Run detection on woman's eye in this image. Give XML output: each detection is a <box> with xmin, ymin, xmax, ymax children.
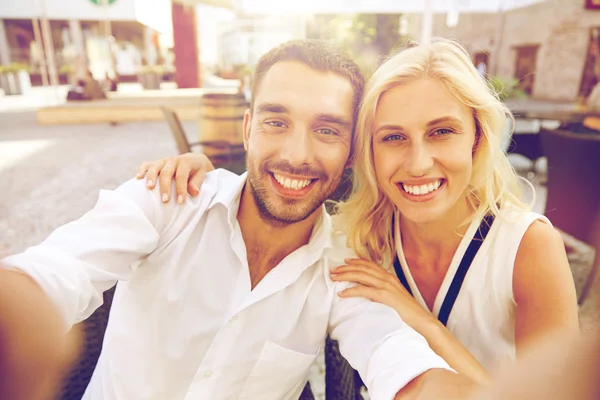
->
<box><xmin>432</xmin><ymin>128</ymin><xmax>453</xmax><ymax>136</ymax></box>
<box><xmin>318</xmin><ymin>128</ymin><xmax>337</xmax><ymax>136</ymax></box>
<box><xmin>382</xmin><ymin>134</ymin><xmax>404</xmax><ymax>142</ymax></box>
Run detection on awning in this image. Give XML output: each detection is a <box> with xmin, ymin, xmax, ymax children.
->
<box><xmin>172</xmin><ymin>0</ymin><xmax>547</xmax><ymax>14</ymax></box>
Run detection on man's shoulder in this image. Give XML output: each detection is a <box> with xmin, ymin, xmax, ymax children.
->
<box><xmin>114</xmin><ymin>169</ymin><xmax>240</xmax><ymax>209</ymax></box>
<box><xmin>324</xmin><ymin>231</ymin><xmax>357</xmax><ymax>267</ymax></box>
<box><xmin>105</xmin><ymin>169</ymin><xmax>243</xmax><ymax>240</ymax></box>
<box><xmin>203</xmin><ymin>168</ymin><xmax>245</xmax><ymax>207</ymax></box>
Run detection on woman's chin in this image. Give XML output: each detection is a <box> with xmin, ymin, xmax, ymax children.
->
<box><xmin>397</xmin><ymin>206</ymin><xmax>445</xmax><ymax>226</ymax></box>
<box><xmin>398</xmin><ymin>198</ymin><xmax>472</xmax><ymax>228</ymax></box>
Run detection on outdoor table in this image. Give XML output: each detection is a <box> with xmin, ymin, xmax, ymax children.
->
<box><xmin>507</xmin><ymin>110</ymin><xmax>600</xmax><ymax>164</ymax></box>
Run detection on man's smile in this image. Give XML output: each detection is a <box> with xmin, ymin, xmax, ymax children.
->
<box><xmin>268</xmin><ymin>172</ymin><xmax>319</xmax><ymax>198</ymax></box>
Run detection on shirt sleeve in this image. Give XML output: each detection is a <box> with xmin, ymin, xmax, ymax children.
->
<box><xmin>1</xmin><ymin>178</ymin><xmax>164</xmax><ymax>328</ymax></box>
<box><xmin>328</xmin><ymin>282</ymin><xmax>453</xmax><ymax>400</ymax></box>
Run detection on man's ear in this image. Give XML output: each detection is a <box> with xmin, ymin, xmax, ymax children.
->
<box><xmin>242</xmin><ymin>109</ymin><xmax>252</xmax><ymax>151</ymax></box>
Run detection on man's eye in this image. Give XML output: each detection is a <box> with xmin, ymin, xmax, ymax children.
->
<box><xmin>318</xmin><ymin>128</ymin><xmax>338</xmax><ymax>136</ymax></box>
<box><xmin>266</xmin><ymin>121</ymin><xmax>285</xmax><ymax>128</ymax></box>
<box><xmin>382</xmin><ymin>134</ymin><xmax>404</xmax><ymax>142</ymax></box>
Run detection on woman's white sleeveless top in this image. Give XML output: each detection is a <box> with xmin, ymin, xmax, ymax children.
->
<box><xmin>394</xmin><ymin>207</ymin><xmax>550</xmax><ymax>370</ymax></box>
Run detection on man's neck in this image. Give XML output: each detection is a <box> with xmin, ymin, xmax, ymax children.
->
<box><xmin>237</xmin><ymin>184</ymin><xmax>320</xmax><ymax>288</ymax></box>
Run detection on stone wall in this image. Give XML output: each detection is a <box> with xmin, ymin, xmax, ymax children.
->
<box><xmin>404</xmin><ymin>0</ymin><xmax>600</xmax><ymax>101</ymax></box>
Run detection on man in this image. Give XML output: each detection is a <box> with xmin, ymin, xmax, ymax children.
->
<box><xmin>1</xmin><ymin>40</ymin><xmax>472</xmax><ymax>399</ymax></box>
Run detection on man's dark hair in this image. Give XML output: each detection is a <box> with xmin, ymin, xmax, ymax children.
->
<box><xmin>250</xmin><ymin>39</ymin><xmax>365</xmax><ymax>129</ymax></box>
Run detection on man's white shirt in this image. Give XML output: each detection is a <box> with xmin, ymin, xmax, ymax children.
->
<box><xmin>3</xmin><ymin>169</ymin><xmax>451</xmax><ymax>400</ymax></box>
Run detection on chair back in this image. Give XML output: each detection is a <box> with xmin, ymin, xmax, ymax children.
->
<box><xmin>59</xmin><ymin>287</ymin><xmax>116</xmax><ymax>400</ymax></box>
<box><xmin>161</xmin><ymin>106</ymin><xmax>192</xmax><ymax>154</ymax></box>
<box><xmin>161</xmin><ymin>106</ymin><xmax>247</xmax><ymax>175</ymax></box>
<box><xmin>325</xmin><ymin>338</ymin><xmax>364</xmax><ymax>400</ymax></box>
<box><xmin>540</xmin><ymin>127</ymin><xmax>600</xmax><ymax>243</ymax></box>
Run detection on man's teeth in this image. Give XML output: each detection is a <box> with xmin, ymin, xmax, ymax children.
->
<box><xmin>401</xmin><ymin>180</ymin><xmax>442</xmax><ymax>195</ymax></box>
<box><xmin>273</xmin><ymin>173</ymin><xmax>312</xmax><ymax>190</ymax></box>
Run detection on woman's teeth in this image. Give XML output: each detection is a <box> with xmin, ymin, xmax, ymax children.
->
<box><xmin>273</xmin><ymin>173</ymin><xmax>312</xmax><ymax>190</ymax></box>
<box><xmin>401</xmin><ymin>179</ymin><xmax>442</xmax><ymax>195</ymax></box>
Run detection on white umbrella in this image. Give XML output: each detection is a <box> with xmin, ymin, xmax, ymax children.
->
<box><xmin>173</xmin><ymin>0</ymin><xmax>546</xmax><ymax>14</ymax></box>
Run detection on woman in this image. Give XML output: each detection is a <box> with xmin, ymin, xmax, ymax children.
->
<box><xmin>136</xmin><ymin>39</ymin><xmax>579</xmax><ymax>383</ymax></box>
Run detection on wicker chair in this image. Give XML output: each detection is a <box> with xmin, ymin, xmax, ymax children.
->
<box><xmin>58</xmin><ymin>287</ymin><xmax>116</xmax><ymax>400</ymax></box>
<box><xmin>325</xmin><ymin>338</ymin><xmax>364</xmax><ymax>400</ymax></box>
<box><xmin>161</xmin><ymin>106</ymin><xmax>246</xmax><ymax>175</ymax></box>
<box><xmin>539</xmin><ymin>127</ymin><xmax>600</xmax><ymax>304</ymax></box>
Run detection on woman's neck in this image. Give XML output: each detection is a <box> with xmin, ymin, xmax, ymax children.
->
<box><xmin>400</xmin><ymin>196</ymin><xmax>473</xmax><ymax>266</ymax></box>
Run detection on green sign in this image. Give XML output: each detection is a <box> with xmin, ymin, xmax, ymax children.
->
<box><xmin>90</xmin><ymin>0</ymin><xmax>119</xmax><ymax>5</ymax></box>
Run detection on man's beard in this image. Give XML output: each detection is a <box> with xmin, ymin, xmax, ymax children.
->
<box><xmin>245</xmin><ymin>154</ymin><xmax>342</xmax><ymax>226</ymax></box>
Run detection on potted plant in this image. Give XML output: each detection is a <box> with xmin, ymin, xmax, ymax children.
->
<box><xmin>137</xmin><ymin>65</ymin><xmax>163</xmax><ymax>90</ymax></box>
<box><xmin>488</xmin><ymin>76</ymin><xmax>528</xmax><ymax>102</ymax></box>
<box><xmin>0</xmin><ymin>63</ymin><xmax>31</xmax><ymax>95</ymax></box>
<box><xmin>59</xmin><ymin>64</ymin><xmax>75</xmax><ymax>85</ymax></box>
<box><xmin>0</xmin><ymin>65</ymin><xmax>7</xmax><ymax>96</ymax></box>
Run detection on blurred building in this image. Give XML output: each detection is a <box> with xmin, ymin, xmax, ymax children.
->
<box><xmin>216</xmin><ymin>15</ymin><xmax>306</xmax><ymax>73</ymax></box>
<box><xmin>402</xmin><ymin>0</ymin><xmax>600</xmax><ymax>102</ymax></box>
<box><xmin>0</xmin><ymin>0</ymin><xmax>171</xmax><ymax>85</ymax></box>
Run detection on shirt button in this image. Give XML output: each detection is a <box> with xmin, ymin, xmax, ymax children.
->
<box><xmin>202</xmin><ymin>370</ymin><xmax>213</xmax><ymax>378</ymax></box>
<box><xmin>229</xmin><ymin>315</ymin><xmax>239</xmax><ymax>323</ymax></box>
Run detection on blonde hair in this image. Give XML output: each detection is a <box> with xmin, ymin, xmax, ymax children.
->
<box><xmin>335</xmin><ymin>38</ymin><xmax>532</xmax><ymax>264</ymax></box>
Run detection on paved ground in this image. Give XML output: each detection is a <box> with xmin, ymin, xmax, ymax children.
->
<box><xmin>0</xmin><ymin>111</ymin><xmax>185</xmax><ymax>255</ymax></box>
<box><xmin>1</xmin><ymin>110</ymin><xmax>597</xmax><ymax>398</ymax></box>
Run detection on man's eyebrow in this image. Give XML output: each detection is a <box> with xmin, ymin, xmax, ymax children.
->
<box><xmin>255</xmin><ymin>103</ymin><xmax>289</xmax><ymax>114</ymax></box>
<box><xmin>315</xmin><ymin>113</ymin><xmax>352</xmax><ymax>130</ymax></box>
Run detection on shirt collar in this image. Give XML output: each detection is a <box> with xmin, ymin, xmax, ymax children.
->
<box><xmin>210</xmin><ymin>171</ymin><xmax>248</xmax><ymax>212</ymax></box>
<box><xmin>306</xmin><ymin>207</ymin><xmax>333</xmax><ymax>257</ymax></box>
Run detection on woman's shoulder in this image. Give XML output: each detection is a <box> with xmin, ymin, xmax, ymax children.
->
<box><xmin>483</xmin><ymin>205</ymin><xmax>553</xmax><ymax>268</ymax></box>
<box><xmin>494</xmin><ymin>204</ymin><xmax>550</xmax><ymax>232</ymax></box>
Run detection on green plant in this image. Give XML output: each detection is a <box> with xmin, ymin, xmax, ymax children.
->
<box><xmin>307</xmin><ymin>13</ymin><xmax>403</xmax><ymax>77</ymax></box>
<box><xmin>4</xmin><ymin>62</ymin><xmax>31</xmax><ymax>74</ymax></box>
<box><xmin>138</xmin><ymin>65</ymin><xmax>172</xmax><ymax>74</ymax></box>
<box><xmin>488</xmin><ymin>76</ymin><xmax>528</xmax><ymax>102</ymax></box>
<box><xmin>59</xmin><ymin>64</ymin><xmax>74</xmax><ymax>75</ymax></box>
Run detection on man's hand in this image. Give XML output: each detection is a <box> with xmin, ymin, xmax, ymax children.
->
<box><xmin>0</xmin><ymin>268</ymin><xmax>81</xmax><ymax>400</ymax></box>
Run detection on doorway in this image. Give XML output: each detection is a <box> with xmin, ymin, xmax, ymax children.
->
<box><xmin>578</xmin><ymin>27</ymin><xmax>600</xmax><ymax>99</ymax></box>
<box><xmin>474</xmin><ymin>52</ymin><xmax>489</xmax><ymax>76</ymax></box>
<box><xmin>514</xmin><ymin>45</ymin><xmax>539</xmax><ymax>96</ymax></box>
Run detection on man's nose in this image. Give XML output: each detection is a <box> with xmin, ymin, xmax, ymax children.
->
<box><xmin>280</xmin><ymin>127</ymin><xmax>315</xmax><ymax>166</ymax></box>
<box><xmin>404</xmin><ymin>142</ymin><xmax>434</xmax><ymax>177</ymax></box>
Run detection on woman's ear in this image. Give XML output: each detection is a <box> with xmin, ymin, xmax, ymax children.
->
<box><xmin>472</xmin><ymin>117</ymin><xmax>482</xmax><ymax>155</ymax></box>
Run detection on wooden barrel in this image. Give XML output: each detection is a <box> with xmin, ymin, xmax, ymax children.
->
<box><xmin>198</xmin><ymin>92</ymin><xmax>247</xmax><ymax>147</ymax></box>
<box><xmin>198</xmin><ymin>92</ymin><xmax>248</xmax><ymax>173</ymax></box>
